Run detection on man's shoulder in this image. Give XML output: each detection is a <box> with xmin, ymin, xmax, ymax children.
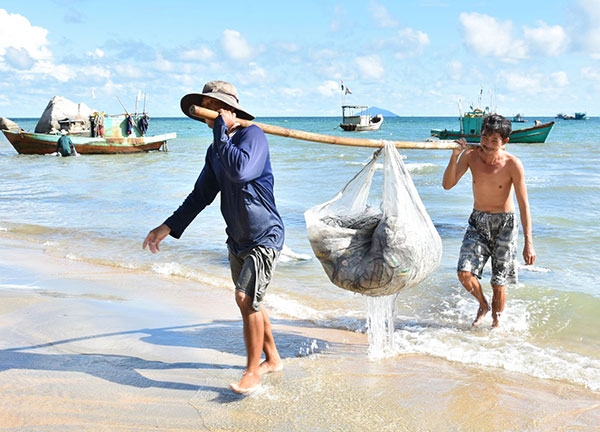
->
<box><xmin>238</xmin><ymin>124</ymin><xmax>267</xmax><ymax>142</ymax></box>
<box><xmin>244</xmin><ymin>124</ymin><xmax>265</xmax><ymax>135</ymax></box>
<box><xmin>504</xmin><ymin>151</ymin><xmax>524</xmax><ymax>167</ymax></box>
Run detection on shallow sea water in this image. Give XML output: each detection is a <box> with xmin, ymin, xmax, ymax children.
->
<box><xmin>1</xmin><ymin>114</ymin><xmax>599</xmax><ymax>392</ymax></box>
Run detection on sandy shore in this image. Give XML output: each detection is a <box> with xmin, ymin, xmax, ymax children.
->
<box><xmin>1</xmin><ymin>234</ymin><xmax>599</xmax><ymax>431</ymax></box>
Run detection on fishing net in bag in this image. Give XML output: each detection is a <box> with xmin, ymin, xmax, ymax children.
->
<box><xmin>304</xmin><ymin>141</ymin><xmax>442</xmax><ymax>297</ymax></box>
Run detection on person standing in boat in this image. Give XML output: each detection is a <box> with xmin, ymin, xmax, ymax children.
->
<box><xmin>96</xmin><ymin>112</ymin><xmax>105</xmax><ymax>137</ymax></box>
<box><xmin>142</xmin><ymin>80</ymin><xmax>284</xmax><ymax>394</ymax></box>
<box><xmin>442</xmin><ymin>114</ymin><xmax>536</xmax><ymax>327</ymax></box>
<box><xmin>56</xmin><ymin>130</ymin><xmax>76</xmax><ymax>156</ymax></box>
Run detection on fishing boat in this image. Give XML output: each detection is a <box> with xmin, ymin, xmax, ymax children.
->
<box><xmin>2</xmin><ymin>127</ymin><xmax>176</xmax><ymax>155</ymax></box>
<box><xmin>431</xmin><ymin>108</ymin><xmax>554</xmax><ymax>143</ymax></box>
<box><xmin>512</xmin><ymin>113</ymin><xmax>527</xmax><ymax>123</ymax></box>
<box><xmin>339</xmin><ymin>105</ymin><xmax>383</xmax><ymax>132</ymax></box>
<box><xmin>1</xmin><ymin>96</ymin><xmax>176</xmax><ymax>155</ymax></box>
<box><xmin>555</xmin><ymin>112</ymin><xmax>588</xmax><ymax>120</ymax></box>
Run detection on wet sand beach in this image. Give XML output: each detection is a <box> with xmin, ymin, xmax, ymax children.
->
<box><xmin>1</xmin><ymin>234</ymin><xmax>599</xmax><ymax>431</ymax></box>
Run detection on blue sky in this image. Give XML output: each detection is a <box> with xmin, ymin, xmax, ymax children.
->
<box><xmin>1</xmin><ymin>0</ymin><xmax>599</xmax><ymax>118</ymax></box>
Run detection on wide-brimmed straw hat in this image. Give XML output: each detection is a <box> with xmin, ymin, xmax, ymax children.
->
<box><xmin>180</xmin><ymin>80</ymin><xmax>255</xmax><ymax>122</ymax></box>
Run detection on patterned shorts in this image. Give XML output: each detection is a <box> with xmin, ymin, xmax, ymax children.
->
<box><xmin>457</xmin><ymin>209</ymin><xmax>518</xmax><ymax>286</ymax></box>
<box><xmin>229</xmin><ymin>246</ymin><xmax>279</xmax><ymax>312</ymax></box>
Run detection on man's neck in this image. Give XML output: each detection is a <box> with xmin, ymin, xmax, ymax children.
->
<box><xmin>480</xmin><ymin>150</ymin><xmax>504</xmax><ymax>166</ymax></box>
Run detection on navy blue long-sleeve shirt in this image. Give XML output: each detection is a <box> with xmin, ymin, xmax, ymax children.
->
<box><xmin>164</xmin><ymin>116</ymin><xmax>284</xmax><ymax>255</ymax></box>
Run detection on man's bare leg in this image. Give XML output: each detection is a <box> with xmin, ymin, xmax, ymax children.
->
<box><xmin>458</xmin><ymin>271</ymin><xmax>489</xmax><ymax>326</ymax></box>
<box><xmin>491</xmin><ymin>284</ymin><xmax>505</xmax><ymax>328</ymax></box>
<box><xmin>230</xmin><ymin>291</ymin><xmax>264</xmax><ymax>394</ymax></box>
<box><xmin>258</xmin><ymin>307</ymin><xmax>283</xmax><ymax>376</ymax></box>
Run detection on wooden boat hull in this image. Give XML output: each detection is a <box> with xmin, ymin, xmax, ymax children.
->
<box><xmin>431</xmin><ymin>121</ymin><xmax>554</xmax><ymax>143</ymax></box>
<box><xmin>2</xmin><ymin>130</ymin><xmax>176</xmax><ymax>154</ymax></box>
<box><xmin>340</xmin><ymin>114</ymin><xmax>384</xmax><ymax>132</ymax></box>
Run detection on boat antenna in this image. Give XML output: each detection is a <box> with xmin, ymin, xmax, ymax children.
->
<box><xmin>116</xmin><ymin>96</ymin><xmax>143</xmax><ymax>135</ymax></box>
<box><xmin>143</xmin><ymin>93</ymin><xmax>146</xmax><ymax>115</ymax></box>
<box><xmin>458</xmin><ymin>99</ymin><xmax>464</xmax><ymax>134</ymax></box>
<box><xmin>116</xmin><ymin>96</ymin><xmax>129</xmax><ymax>116</ymax></box>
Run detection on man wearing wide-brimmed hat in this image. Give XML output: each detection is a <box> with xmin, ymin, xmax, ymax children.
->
<box><xmin>143</xmin><ymin>81</ymin><xmax>284</xmax><ymax>394</ymax></box>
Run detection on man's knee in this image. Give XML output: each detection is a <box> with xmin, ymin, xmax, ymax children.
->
<box><xmin>457</xmin><ymin>270</ymin><xmax>474</xmax><ymax>285</ymax></box>
<box><xmin>235</xmin><ymin>289</ymin><xmax>250</xmax><ymax>308</ymax></box>
<box><xmin>491</xmin><ymin>284</ymin><xmax>505</xmax><ymax>294</ymax></box>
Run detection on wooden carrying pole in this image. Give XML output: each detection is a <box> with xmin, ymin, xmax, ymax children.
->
<box><xmin>189</xmin><ymin>105</ymin><xmax>459</xmax><ymax>150</ymax></box>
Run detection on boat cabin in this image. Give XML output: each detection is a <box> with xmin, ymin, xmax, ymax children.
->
<box><xmin>339</xmin><ymin>105</ymin><xmax>383</xmax><ymax>132</ymax></box>
<box><xmin>460</xmin><ymin>109</ymin><xmax>485</xmax><ymax>135</ymax></box>
<box><xmin>57</xmin><ymin>117</ymin><xmax>88</xmax><ymax>135</ymax></box>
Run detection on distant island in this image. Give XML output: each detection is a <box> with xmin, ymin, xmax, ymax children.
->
<box><xmin>358</xmin><ymin>106</ymin><xmax>399</xmax><ymax>117</ymax></box>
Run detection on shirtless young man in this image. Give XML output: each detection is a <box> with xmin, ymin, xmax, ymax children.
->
<box><xmin>442</xmin><ymin>114</ymin><xmax>536</xmax><ymax>327</ymax></box>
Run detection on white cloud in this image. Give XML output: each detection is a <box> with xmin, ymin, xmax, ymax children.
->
<box><xmin>317</xmin><ymin>80</ymin><xmax>342</xmax><ymax>97</ymax></box>
<box><xmin>551</xmin><ymin>71</ymin><xmax>569</xmax><ymax>87</ymax></box>
<box><xmin>330</xmin><ymin>5</ymin><xmax>350</xmax><ymax>32</ymax></box>
<box><xmin>275</xmin><ymin>42</ymin><xmax>300</xmax><ymax>53</ymax></box>
<box><xmin>113</xmin><ymin>64</ymin><xmax>144</xmax><ymax>79</ymax></box>
<box><xmin>4</xmin><ymin>47</ymin><xmax>34</xmax><ymax>69</ymax></box>
<box><xmin>153</xmin><ymin>55</ymin><xmax>174</xmax><ymax>72</ymax></box>
<box><xmin>0</xmin><ymin>9</ymin><xmax>52</xmax><ymax>61</ymax></box>
<box><xmin>87</xmin><ymin>48</ymin><xmax>105</xmax><ymax>59</ymax></box>
<box><xmin>78</xmin><ymin>65</ymin><xmax>110</xmax><ymax>81</ymax></box>
<box><xmin>247</xmin><ymin>62</ymin><xmax>266</xmax><ymax>80</ymax></box>
<box><xmin>281</xmin><ymin>87</ymin><xmax>303</xmax><ymax>98</ymax></box>
<box><xmin>581</xmin><ymin>66</ymin><xmax>600</xmax><ymax>81</ymax></box>
<box><xmin>180</xmin><ymin>46</ymin><xmax>214</xmax><ymax>61</ymax></box>
<box><xmin>370</xmin><ymin>1</ymin><xmax>398</xmax><ymax>28</ymax></box>
<box><xmin>568</xmin><ymin>0</ymin><xmax>600</xmax><ymax>57</ymax></box>
<box><xmin>101</xmin><ymin>79</ymin><xmax>123</xmax><ymax>97</ymax></box>
<box><xmin>447</xmin><ymin>60</ymin><xmax>463</xmax><ymax>81</ymax></box>
<box><xmin>459</xmin><ymin>12</ymin><xmax>527</xmax><ymax>61</ymax></box>
<box><xmin>392</xmin><ymin>27</ymin><xmax>430</xmax><ymax>58</ymax></box>
<box><xmin>0</xmin><ymin>9</ymin><xmax>89</xmax><ymax>84</ymax></box>
<box><xmin>221</xmin><ymin>29</ymin><xmax>253</xmax><ymax>61</ymax></box>
<box><xmin>355</xmin><ymin>54</ymin><xmax>384</xmax><ymax>80</ymax></box>
<box><xmin>33</xmin><ymin>61</ymin><xmax>76</xmax><ymax>83</ymax></box>
<box><xmin>500</xmin><ymin>71</ymin><xmax>543</xmax><ymax>93</ymax></box>
<box><xmin>524</xmin><ymin>21</ymin><xmax>568</xmax><ymax>56</ymax></box>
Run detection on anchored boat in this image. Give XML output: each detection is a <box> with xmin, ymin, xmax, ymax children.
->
<box><xmin>1</xmin><ymin>96</ymin><xmax>176</xmax><ymax>154</ymax></box>
<box><xmin>431</xmin><ymin>108</ymin><xmax>553</xmax><ymax>144</ymax></box>
<box><xmin>339</xmin><ymin>105</ymin><xmax>383</xmax><ymax>132</ymax></box>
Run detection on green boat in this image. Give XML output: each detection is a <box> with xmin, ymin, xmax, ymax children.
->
<box><xmin>431</xmin><ymin>108</ymin><xmax>554</xmax><ymax>143</ymax></box>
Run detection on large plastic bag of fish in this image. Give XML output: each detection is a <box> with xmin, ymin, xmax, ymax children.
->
<box><xmin>304</xmin><ymin>141</ymin><xmax>442</xmax><ymax>297</ymax></box>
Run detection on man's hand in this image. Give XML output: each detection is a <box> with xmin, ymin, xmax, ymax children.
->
<box><xmin>218</xmin><ymin>109</ymin><xmax>240</xmax><ymax>133</ymax></box>
<box><xmin>142</xmin><ymin>223</ymin><xmax>171</xmax><ymax>254</ymax></box>
<box><xmin>452</xmin><ymin>137</ymin><xmax>467</xmax><ymax>157</ymax></box>
<box><xmin>523</xmin><ymin>242</ymin><xmax>536</xmax><ymax>266</ymax></box>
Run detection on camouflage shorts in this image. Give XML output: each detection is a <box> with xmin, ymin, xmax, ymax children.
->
<box><xmin>457</xmin><ymin>209</ymin><xmax>518</xmax><ymax>286</ymax></box>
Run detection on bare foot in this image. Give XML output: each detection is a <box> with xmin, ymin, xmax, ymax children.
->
<box><xmin>472</xmin><ymin>303</ymin><xmax>490</xmax><ymax>327</ymax></box>
<box><xmin>258</xmin><ymin>360</ymin><xmax>283</xmax><ymax>376</ymax></box>
<box><xmin>492</xmin><ymin>312</ymin><xmax>501</xmax><ymax>328</ymax></box>
<box><xmin>230</xmin><ymin>371</ymin><xmax>261</xmax><ymax>395</ymax></box>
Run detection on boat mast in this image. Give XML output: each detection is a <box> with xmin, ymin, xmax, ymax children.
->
<box><xmin>458</xmin><ymin>99</ymin><xmax>464</xmax><ymax>134</ymax></box>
